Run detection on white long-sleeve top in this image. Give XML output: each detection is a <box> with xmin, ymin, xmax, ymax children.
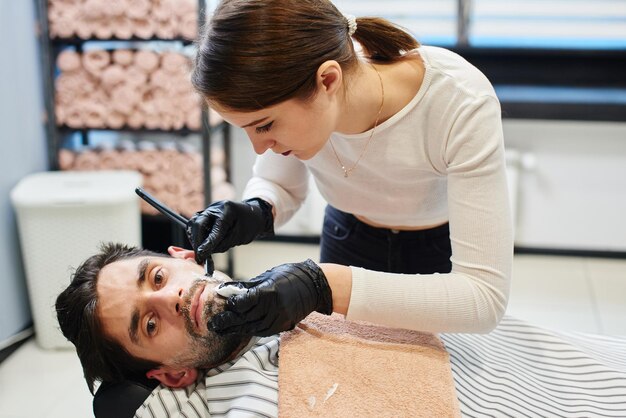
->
<box><xmin>243</xmin><ymin>46</ymin><xmax>513</xmax><ymax>334</ymax></box>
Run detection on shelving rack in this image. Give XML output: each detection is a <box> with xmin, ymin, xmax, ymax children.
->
<box><xmin>35</xmin><ymin>0</ymin><xmax>234</xmax><ymax>273</ymax></box>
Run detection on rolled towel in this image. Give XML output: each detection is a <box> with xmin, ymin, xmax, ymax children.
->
<box><xmin>55</xmin><ymin>87</ymin><xmax>73</xmax><ymax>106</ymax></box>
<box><xmin>181</xmin><ymin>192</ymin><xmax>205</xmax><ymax>218</ymax></box>
<box><xmin>111</xmin><ymin>15</ymin><xmax>134</xmax><ymax>39</ymax></box>
<box><xmin>157</xmin><ymin>114</ymin><xmax>176</xmax><ymax>131</ymax></box>
<box><xmin>160</xmin><ymin>172</ymin><xmax>182</xmax><ymax>196</ymax></box>
<box><xmin>122</xmin><ymin>150</ymin><xmax>143</xmax><ymax>171</ymax></box>
<box><xmin>64</xmin><ymin>104</ymin><xmax>84</xmax><ymax>128</ymax></box>
<box><xmin>132</xmin><ymin>18</ymin><xmax>155</xmax><ymax>40</ymax></box>
<box><xmin>94</xmin><ymin>18</ymin><xmax>115</xmax><ymax>39</ymax></box>
<box><xmin>154</xmin><ymin>17</ymin><xmax>178</xmax><ymax>39</ymax></box>
<box><xmin>84</xmin><ymin>102</ymin><xmax>107</xmax><ymax>128</ymax></box>
<box><xmin>82</xmin><ymin>50</ymin><xmax>111</xmax><ymax>76</ymax></box>
<box><xmin>107</xmin><ymin>0</ymin><xmax>126</xmax><ymax>17</ymax></box>
<box><xmin>100</xmin><ymin>64</ymin><xmax>126</xmax><ymax>90</ymax></box>
<box><xmin>126</xmin><ymin>0</ymin><xmax>151</xmax><ymax>20</ymax></box>
<box><xmin>126</xmin><ymin>110</ymin><xmax>145</xmax><ymax>129</ymax></box>
<box><xmin>179</xmin><ymin>93</ymin><xmax>203</xmax><ymax>113</ymax></box>
<box><xmin>90</xmin><ymin>89</ymin><xmax>109</xmax><ymax>106</ymax></box>
<box><xmin>81</xmin><ymin>0</ymin><xmax>107</xmax><ymax>20</ymax></box>
<box><xmin>52</xmin><ymin>19</ymin><xmax>77</xmax><ymax>38</ymax></box>
<box><xmin>138</xmin><ymin>90</ymin><xmax>158</xmax><ymax>116</ymax></box>
<box><xmin>185</xmin><ymin>107</ymin><xmax>202</xmax><ymax>131</ymax></box>
<box><xmin>170</xmin><ymin>114</ymin><xmax>186</xmax><ymax>131</ymax></box>
<box><xmin>99</xmin><ymin>150</ymin><xmax>123</xmax><ymax>169</ymax></box>
<box><xmin>47</xmin><ymin>3</ymin><xmax>64</xmax><ymax>23</ymax></box>
<box><xmin>176</xmin><ymin>0</ymin><xmax>198</xmax><ymax>16</ymax></box>
<box><xmin>112</xmin><ymin>49</ymin><xmax>134</xmax><ymax>67</ymax></box>
<box><xmin>149</xmin><ymin>68</ymin><xmax>171</xmax><ymax>92</ymax></box>
<box><xmin>137</xmin><ymin>150</ymin><xmax>160</xmax><ymax>174</ymax></box>
<box><xmin>50</xmin><ymin>5</ymin><xmax>78</xmax><ymax>38</ymax></box>
<box><xmin>58</xmin><ymin>149</ymin><xmax>76</xmax><ymax>170</ymax></box>
<box><xmin>105</xmin><ymin>111</ymin><xmax>126</xmax><ymax>129</ymax></box>
<box><xmin>110</xmin><ymin>85</ymin><xmax>139</xmax><ymax>115</ymax></box>
<box><xmin>55</xmin><ymin>70</ymin><xmax>97</xmax><ymax>98</ymax></box>
<box><xmin>75</xmin><ymin>20</ymin><xmax>95</xmax><ymax>39</ymax></box>
<box><xmin>55</xmin><ymin>104</ymin><xmax>66</xmax><ymax>125</ymax></box>
<box><xmin>153</xmin><ymin>0</ymin><xmax>177</xmax><ymax>21</ymax></box>
<box><xmin>57</xmin><ymin>50</ymin><xmax>82</xmax><ymax>72</ymax></box>
<box><xmin>179</xmin><ymin>13</ymin><xmax>198</xmax><ymax>40</ymax></box>
<box><xmin>157</xmin><ymin>191</ymin><xmax>180</xmax><ymax>213</ymax></box>
<box><xmin>73</xmin><ymin>150</ymin><xmax>100</xmax><ymax>171</ymax></box>
<box><xmin>125</xmin><ymin>65</ymin><xmax>149</xmax><ymax>87</ymax></box>
<box><xmin>144</xmin><ymin>115</ymin><xmax>161</xmax><ymax>130</ymax></box>
<box><xmin>186</xmin><ymin>175</ymin><xmax>204</xmax><ymax>194</ymax></box>
<box><xmin>134</xmin><ymin>50</ymin><xmax>160</xmax><ymax>73</ymax></box>
<box><xmin>160</xmin><ymin>52</ymin><xmax>189</xmax><ymax>75</ymax></box>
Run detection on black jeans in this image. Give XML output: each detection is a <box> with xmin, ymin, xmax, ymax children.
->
<box><xmin>320</xmin><ymin>205</ymin><xmax>452</xmax><ymax>274</ymax></box>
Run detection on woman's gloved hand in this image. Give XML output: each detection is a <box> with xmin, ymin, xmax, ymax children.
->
<box><xmin>186</xmin><ymin>198</ymin><xmax>274</xmax><ymax>269</ymax></box>
<box><xmin>210</xmin><ymin>259</ymin><xmax>333</xmax><ymax>336</ymax></box>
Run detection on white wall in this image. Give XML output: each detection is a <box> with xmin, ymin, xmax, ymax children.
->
<box><xmin>0</xmin><ymin>1</ymin><xmax>48</xmax><ymax>345</ymax></box>
<box><xmin>504</xmin><ymin>119</ymin><xmax>626</xmax><ymax>252</ymax></box>
<box><xmin>230</xmin><ymin>119</ymin><xmax>626</xmax><ymax>253</ymax></box>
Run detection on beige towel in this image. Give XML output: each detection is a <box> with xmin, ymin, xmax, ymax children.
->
<box><xmin>279</xmin><ymin>313</ymin><xmax>460</xmax><ymax>418</ymax></box>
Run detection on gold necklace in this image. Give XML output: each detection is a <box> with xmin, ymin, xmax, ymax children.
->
<box><xmin>329</xmin><ymin>64</ymin><xmax>385</xmax><ymax>178</ymax></box>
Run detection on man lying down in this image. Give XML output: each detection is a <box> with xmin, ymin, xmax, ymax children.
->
<box><xmin>56</xmin><ymin>243</ymin><xmax>458</xmax><ymax>417</ymax></box>
<box><xmin>56</xmin><ymin>242</ymin><xmax>281</xmax><ymax>416</ymax></box>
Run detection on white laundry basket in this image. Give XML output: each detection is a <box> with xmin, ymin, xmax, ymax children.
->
<box><xmin>10</xmin><ymin>170</ymin><xmax>142</xmax><ymax>349</ymax></box>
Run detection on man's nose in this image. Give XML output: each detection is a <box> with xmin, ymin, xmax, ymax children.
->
<box><xmin>154</xmin><ymin>287</ymin><xmax>185</xmax><ymax>317</ymax></box>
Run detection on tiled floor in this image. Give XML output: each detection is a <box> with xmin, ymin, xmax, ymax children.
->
<box><xmin>1</xmin><ymin>252</ymin><xmax>625</xmax><ymax>418</ymax></box>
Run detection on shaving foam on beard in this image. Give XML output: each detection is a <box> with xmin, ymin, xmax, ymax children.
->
<box><xmin>216</xmin><ymin>284</ymin><xmax>248</xmax><ymax>298</ymax></box>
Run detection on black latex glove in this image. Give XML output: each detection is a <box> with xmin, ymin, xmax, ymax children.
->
<box><xmin>186</xmin><ymin>198</ymin><xmax>274</xmax><ymax>269</ymax></box>
<box><xmin>210</xmin><ymin>259</ymin><xmax>333</xmax><ymax>336</ymax></box>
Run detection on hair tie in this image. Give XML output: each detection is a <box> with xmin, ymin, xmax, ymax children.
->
<box><xmin>345</xmin><ymin>14</ymin><xmax>357</xmax><ymax>36</ymax></box>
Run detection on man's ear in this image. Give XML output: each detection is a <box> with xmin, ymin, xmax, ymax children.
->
<box><xmin>316</xmin><ymin>60</ymin><xmax>343</xmax><ymax>96</ymax></box>
<box><xmin>167</xmin><ymin>246</ymin><xmax>196</xmax><ymax>260</ymax></box>
<box><xmin>146</xmin><ymin>366</ymin><xmax>199</xmax><ymax>388</ymax></box>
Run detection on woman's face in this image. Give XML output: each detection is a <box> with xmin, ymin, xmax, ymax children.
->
<box><xmin>215</xmin><ymin>91</ymin><xmax>340</xmax><ymax>161</ymax></box>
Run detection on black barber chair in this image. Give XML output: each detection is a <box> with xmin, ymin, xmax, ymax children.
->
<box><xmin>93</xmin><ymin>376</ymin><xmax>159</xmax><ymax>418</ymax></box>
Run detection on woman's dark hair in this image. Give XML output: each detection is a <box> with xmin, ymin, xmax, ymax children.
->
<box><xmin>192</xmin><ymin>0</ymin><xmax>419</xmax><ymax>111</ymax></box>
<box><xmin>55</xmin><ymin>242</ymin><xmax>165</xmax><ymax>394</ymax></box>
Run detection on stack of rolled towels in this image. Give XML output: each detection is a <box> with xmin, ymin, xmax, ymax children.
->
<box><xmin>58</xmin><ymin>142</ymin><xmax>235</xmax><ymax>218</ymax></box>
<box><xmin>54</xmin><ymin>49</ymin><xmax>223</xmax><ymax>131</ymax></box>
<box><xmin>48</xmin><ymin>0</ymin><xmax>198</xmax><ymax>40</ymax></box>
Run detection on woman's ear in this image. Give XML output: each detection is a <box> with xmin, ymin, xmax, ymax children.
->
<box><xmin>146</xmin><ymin>367</ymin><xmax>199</xmax><ymax>388</ymax></box>
<box><xmin>316</xmin><ymin>60</ymin><xmax>343</xmax><ymax>96</ymax></box>
<box><xmin>167</xmin><ymin>246</ymin><xmax>196</xmax><ymax>260</ymax></box>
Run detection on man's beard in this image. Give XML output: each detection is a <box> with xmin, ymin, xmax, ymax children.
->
<box><xmin>171</xmin><ymin>278</ymin><xmax>248</xmax><ymax>369</ymax></box>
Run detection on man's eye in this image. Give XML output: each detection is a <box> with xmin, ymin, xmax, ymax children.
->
<box><xmin>255</xmin><ymin>121</ymin><xmax>273</xmax><ymax>134</ymax></box>
<box><xmin>146</xmin><ymin>318</ymin><xmax>157</xmax><ymax>336</ymax></box>
<box><xmin>154</xmin><ymin>269</ymin><xmax>164</xmax><ymax>287</ymax></box>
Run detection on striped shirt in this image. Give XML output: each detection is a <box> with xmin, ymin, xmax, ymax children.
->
<box><xmin>134</xmin><ymin>317</ymin><xmax>626</xmax><ymax>417</ymax></box>
<box><xmin>134</xmin><ymin>337</ymin><xmax>279</xmax><ymax>418</ymax></box>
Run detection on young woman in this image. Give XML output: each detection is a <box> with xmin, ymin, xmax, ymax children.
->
<box><xmin>187</xmin><ymin>0</ymin><xmax>513</xmax><ymax>336</ymax></box>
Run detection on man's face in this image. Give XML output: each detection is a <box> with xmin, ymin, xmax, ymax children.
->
<box><xmin>97</xmin><ymin>248</ymin><xmax>247</xmax><ymax>373</ymax></box>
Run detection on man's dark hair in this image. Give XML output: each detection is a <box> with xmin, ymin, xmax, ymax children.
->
<box><xmin>56</xmin><ymin>242</ymin><xmax>166</xmax><ymax>394</ymax></box>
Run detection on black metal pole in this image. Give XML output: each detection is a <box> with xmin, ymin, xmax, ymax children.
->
<box><xmin>35</xmin><ymin>0</ymin><xmax>60</xmax><ymax>170</ymax></box>
<box><xmin>457</xmin><ymin>0</ymin><xmax>472</xmax><ymax>47</ymax></box>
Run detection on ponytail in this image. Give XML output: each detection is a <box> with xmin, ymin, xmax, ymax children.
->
<box><xmin>351</xmin><ymin>17</ymin><xmax>420</xmax><ymax>62</ymax></box>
